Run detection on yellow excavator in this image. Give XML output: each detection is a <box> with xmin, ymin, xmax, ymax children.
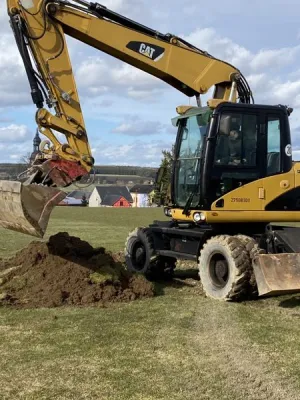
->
<box><xmin>4</xmin><ymin>0</ymin><xmax>300</xmax><ymax>300</ymax></box>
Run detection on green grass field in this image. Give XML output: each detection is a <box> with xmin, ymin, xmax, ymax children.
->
<box><xmin>1</xmin><ymin>208</ymin><xmax>300</xmax><ymax>399</ymax></box>
<box><xmin>0</xmin><ymin>208</ymin><xmax>168</xmax><ymax>258</ymax></box>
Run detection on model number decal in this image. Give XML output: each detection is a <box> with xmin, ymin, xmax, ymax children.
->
<box><xmin>231</xmin><ymin>197</ymin><xmax>250</xmax><ymax>203</ymax></box>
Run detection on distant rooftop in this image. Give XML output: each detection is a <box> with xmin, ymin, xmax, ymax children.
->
<box><xmin>94</xmin><ymin>186</ymin><xmax>133</xmax><ymax>203</ymax></box>
<box><xmin>130</xmin><ymin>184</ymin><xmax>154</xmax><ymax>194</ymax></box>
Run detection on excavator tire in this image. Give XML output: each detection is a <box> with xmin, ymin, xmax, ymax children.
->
<box><xmin>198</xmin><ymin>235</ymin><xmax>251</xmax><ymax>301</ymax></box>
<box><xmin>235</xmin><ymin>234</ymin><xmax>267</xmax><ymax>298</ymax></box>
<box><xmin>124</xmin><ymin>227</ymin><xmax>176</xmax><ymax>280</ymax></box>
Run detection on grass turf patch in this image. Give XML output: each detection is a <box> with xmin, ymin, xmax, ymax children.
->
<box><xmin>1</xmin><ymin>209</ymin><xmax>300</xmax><ymax>398</ymax></box>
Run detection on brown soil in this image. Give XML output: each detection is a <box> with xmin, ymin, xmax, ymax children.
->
<box><xmin>0</xmin><ymin>232</ymin><xmax>154</xmax><ymax>309</ymax></box>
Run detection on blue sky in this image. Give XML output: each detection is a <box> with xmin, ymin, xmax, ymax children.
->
<box><xmin>1</xmin><ymin>0</ymin><xmax>300</xmax><ymax>166</ymax></box>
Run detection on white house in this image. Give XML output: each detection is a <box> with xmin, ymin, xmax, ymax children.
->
<box><xmin>89</xmin><ymin>188</ymin><xmax>101</xmax><ymax>207</ymax></box>
<box><xmin>130</xmin><ymin>184</ymin><xmax>155</xmax><ymax>208</ymax></box>
<box><xmin>89</xmin><ymin>186</ymin><xmax>133</xmax><ymax>207</ymax></box>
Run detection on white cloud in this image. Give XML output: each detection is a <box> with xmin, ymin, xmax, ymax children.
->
<box><xmin>9</xmin><ymin>154</ymin><xmax>21</xmax><ymax>160</ymax></box>
<box><xmin>245</xmin><ymin>74</ymin><xmax>300</xmax><ymax>111</ymax></box>
<box><xmin>76</xmin><ymin>57</ymin><xmax>164</xmax><ymax>101</ymax></box>
<box><xmin>100</xmin><ymin>0</ymin><xmax>125</xmax><ymax>9</ymax></box>
<box><xmin>0</xmin><ymin>35</ymin><xmax>30</xmax><ymax>107</ymax></box>
<box><xmin>92</xmin><ymin>139</ymin><xmax>172</xmax><ymax>166</ymax></box>
<box><xmin>111</xmin><ymin>117</ymin><xmax>173</xmax><ymax>136</ymax></box>
<box><xmin>250</xmin><ymin>47</ymin><xmax>300</xmax><ymax>71</ymax></box>
<box><xmin>292</xmin><ymin>150</ymin><xmax>300</xmax><ymax>161</ymax></box>
<box><xmin>272</xmin><ymin>81</ymin><xmax>300</xmax><ymax>107</ymax></box>
<box><xmin>0</xmin><ymin>129</ymin><xmax>33</xmax><ymax>163</ymax></box>
<box><xmin>0</xmin><ymin>5</ymin><xmax>31</xmax><ymax>107</ymax></box>
<box><xmin>182</xmin><ymin>0</ymin><xmax>300</xmax><ymax>20</ymax></box>
<box><xmin>98</xmin><ymin>0</ymin><xmax>149</xmax><ymax>20</ymax></box>
<box><xmin>0</xmin><ymin>5</ymin><xmax>10</xmax><ymax>34</ymax></box>
<box><xmin>111</xmin><ymin>64</ymin><xmax>158</xmax><ymax>88</ymax></box>
<box><xmin>0</xmin><ymin>124</ymin><xmax>30</xmax><ymax>142</ymax></box>
<box><xmin>183</xmin><ymin>28</ymin><xmax>300</xmax><ymax>75</ymax></box>
<box><xmin>0</xmin><ymin>116</ymin><xmax>13</xmax><ymax>123</ymax></box>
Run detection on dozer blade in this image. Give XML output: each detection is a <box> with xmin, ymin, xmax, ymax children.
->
<box><xmin>252</xmin><ymin>253</ymin><xmax>300</xmax><ymax>297</ymax></box>
<box><xmin>0</xmin><ymin>180</ymin><xmax>66</xmax><ymax>238</ymax></box>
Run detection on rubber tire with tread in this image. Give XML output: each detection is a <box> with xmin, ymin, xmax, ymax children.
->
<box><xmin>124</xmin><ymin>227</ymin><xmax>176</xmax><ymax>279</ymax></box>
<box><xmin>124</xmin><ymin>227</ymin><xmax>156</xmax><ymax>275</ymax></box>
<box><xmin>235</xmin><ymin>234</ymin><xmax>266</xmax><ymax>297</ymax></box>
<box><xmin>198</xmin><ymin>235</ymin><xmax>251</xmax><ymax>301</ymax></box>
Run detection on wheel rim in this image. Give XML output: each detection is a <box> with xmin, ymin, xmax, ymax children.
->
<box><xmin>131</xmin><ymin>240</ymin><xmax>147</xmax><ymax>271</ymax></box>
<box><xmin>208</xmin><ymin>253</ymin><xmax>229</xmax><ymax>288</ymax></box>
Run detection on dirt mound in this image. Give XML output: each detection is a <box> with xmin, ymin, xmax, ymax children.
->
<box><xmin>0</xmin><ymin>232</ymin><xmax>154</xmax><ymax>308</ymax></box>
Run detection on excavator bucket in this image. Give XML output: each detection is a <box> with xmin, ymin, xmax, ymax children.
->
<box><xmin>0</xmin><ymin>181</ymin><xmax>66</xmax><ymax>238</ymax></box>
<box><xmin>252</xmin><ymin>253</ymin><xmax>300</xmax><ymax>297</ymax></box>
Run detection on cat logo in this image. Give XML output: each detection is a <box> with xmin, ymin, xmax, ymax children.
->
<box><xmin>126</xmin><ymin>41</ymin><xmax>165</xmax><ymax>62</ymax></box>
<box><xmin>139</xmin><ymin>43</ymin><xmax>156</xmax><ymax>59</ymax></box>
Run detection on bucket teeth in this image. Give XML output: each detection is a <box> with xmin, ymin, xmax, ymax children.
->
<box><xmin>0</xmin><ymin>181</ymin><xmax>66</xmax><ymax>237</ymax></box>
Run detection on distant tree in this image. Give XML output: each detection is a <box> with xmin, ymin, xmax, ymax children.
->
<box><xmin>153</xmin><ymin>145</ymin><xmax>175</xmax><ymax>206</ymax></box>
<box><xmin>20</xmin><ymin>152</ymin><xmax>32</xmax><ymax>167</ymax></box>
<box><xmin>81</xmin><ymin>194</ymin><xmax>88</xmax><ymax>207</ymax></box>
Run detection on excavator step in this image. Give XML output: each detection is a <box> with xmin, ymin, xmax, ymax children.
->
<box><xmin>0</xmin><ymin>181</ymin><xmax>66</xmax><ymax>238</ymax></box>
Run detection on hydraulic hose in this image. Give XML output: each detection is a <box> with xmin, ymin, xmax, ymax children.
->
<box><xmin>9</xmin><ymin>15</ymin><xmax>44</xmax><ymax>108</ymax></box>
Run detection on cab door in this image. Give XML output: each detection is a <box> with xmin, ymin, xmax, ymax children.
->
<box><xmin>262</xmin><ymin>111</ymin><xmax>294</xmax><ymax>209</ymax></box>
<box><xmin>205</xmin><ymin>107</ymin><xmax>264</xmax><ymax>209</ymax></box>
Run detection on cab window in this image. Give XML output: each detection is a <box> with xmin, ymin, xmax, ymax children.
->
<box><xmin>267</xmin><ymin>116</ymin><xmax>281</xmax><ymax>176</ymax></box>
<box><xmin>214</xmin><ymin>113</ymin><xmax>258</xmax><ymax>167</ymax></box>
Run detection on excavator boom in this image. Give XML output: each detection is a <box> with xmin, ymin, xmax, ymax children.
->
<box><xmin>3</xmin><ymin>0</ymin><xmax>252</xmax><ymax>237</ymax></box>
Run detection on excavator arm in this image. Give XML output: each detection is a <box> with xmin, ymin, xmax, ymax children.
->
<box><xmin>7</xmin><ymin>0</ymin><xmax>253</xmax><ymax>185</ymax></box>
<box><xmin>2</xmin><ymin>0</ymin><xmax>253</xmax><ymax>237</ymax></box>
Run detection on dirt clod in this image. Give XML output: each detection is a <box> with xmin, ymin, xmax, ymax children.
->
<box><xmin>0</xmin><ymin>232</ymin><xmax>154</xmax><ymax>309</ymax></box>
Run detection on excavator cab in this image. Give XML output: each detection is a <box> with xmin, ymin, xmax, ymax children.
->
<box><xmin>171</xmin><ymin>102</ymin><xmax>293</xmax><ymax>213</ymax></box>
